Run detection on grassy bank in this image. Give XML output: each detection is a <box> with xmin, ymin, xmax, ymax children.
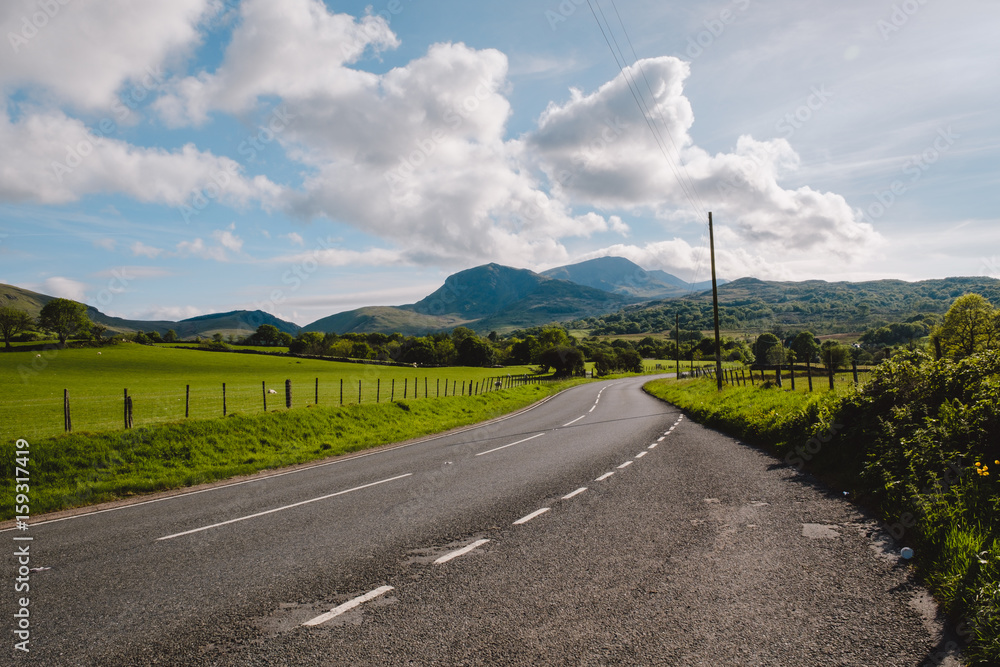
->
<box><xmin>645</xmin><ymin>355</ymin><xmax>1000</xmax><ymax>665</ymax></box>
<box><xmin>1</xmin><ymin>380</ymin><xmax>585</xmax><ymax>520</ymax></box>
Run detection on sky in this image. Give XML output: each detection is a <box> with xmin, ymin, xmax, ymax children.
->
<box><xmin>0</xmin><ymin>0</ymin><xmax>997</xmax><ymax>327</ymax></box>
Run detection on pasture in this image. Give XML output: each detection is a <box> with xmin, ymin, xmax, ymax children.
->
<box><xmin>1</xmin><ymin>344</ymin><xmax>538</xmax><ymax>442</ymax></box>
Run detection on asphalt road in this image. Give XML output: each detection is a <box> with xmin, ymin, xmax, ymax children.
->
<box><xmin>4</xmin><ymin>376</ymin><xmax>963</xmax><ymax>665</ymax></box>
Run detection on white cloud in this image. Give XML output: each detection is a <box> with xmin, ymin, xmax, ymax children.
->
<box><xmin>0</xmin><ymin>0</ymin><xmax>210</xmax><ymax>110</ymax></box>
<box><xmin>94</xmin><ymin>238</ymin><xmax>117</xmax><ymax>251</ymax></box>
<box><xmin>41</xmin><ymin>276</ymin><xmax>87</xmax><ymax>301</ymax></box>
<box><xmin>212</xmin><ymin>226</ymin><xmax>243</xmax><ymax>253</ymax></box>
<box><xmin>285</xmin><ymin>232</ymin><xmax>304</xmax><ymax>246</ymax></box>
<box><xmin>131</xmin><ymin>241</ymin><xmax>163</xmax><ymax>258</ymax></box>
<box><xmin>0</xmin><ymin>109</ymin><xmax>282</xmax><ymax>208</ymax></box>
<box><xmin>529</xmin><ymin>56</ymin><xmax>885</xmax><ymax>276</ymax></box>
<box><xmin>153</xmin><ymin>0</ymin><xmax>398</xmax><ymax>125</ymax></box>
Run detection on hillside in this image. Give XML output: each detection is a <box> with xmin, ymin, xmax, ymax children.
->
<box><xmin>571</xmin><ymin>275</ymin><xmax>1000</xmax><ymax>335</ymax></box>
<box><xmin>0</xmin><ymin>283</ymin><xmax>300</xmax><ymax>339</ymax></box>
<box><xmin>541</xmin><ymin>256</ymin><xmax>721</xmax><ymax>299</ymax></box>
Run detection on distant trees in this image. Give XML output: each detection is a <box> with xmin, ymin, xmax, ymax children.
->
<box><xmin>38</xmin><ymin>299</ymin><xmax>91</xmax><ymax>347</ymax></box>
<box><xmin>163</xmin><ymin>329</ymin><xmax>179</xmax><ymax>343</ymax></box>
<box><xmin>0</xmin><ymin>306</ymin><xmax>33</xmax><ymax>349</ymax></box>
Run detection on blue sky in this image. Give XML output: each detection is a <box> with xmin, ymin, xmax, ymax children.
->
<box><xmin>0</xmin><ymin>0</ymin><xmax>997</xmax><ymax>326</ymax></box>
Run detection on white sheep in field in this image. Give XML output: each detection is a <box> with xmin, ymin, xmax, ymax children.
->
<box><xmin>268</xmin><ymin>389</ymin><xmax>277</xmax><ymax>394</ymax></box>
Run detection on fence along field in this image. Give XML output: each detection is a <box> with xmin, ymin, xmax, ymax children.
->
<box><xmin>1</xmin><ymin>344</ymin><xmax>540</xmax><ymax>442</ymax></box>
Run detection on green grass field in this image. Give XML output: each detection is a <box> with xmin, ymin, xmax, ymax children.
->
<box><xmin>0</xmin><ymin>344</ymin><xmax>539</xmax><ymax>442</ymax></box>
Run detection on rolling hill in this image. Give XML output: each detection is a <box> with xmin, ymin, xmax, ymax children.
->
<box><xmin>0</xmin><ymin>283</ymin><xmax>300</xmax><ymax>340</ymax></box>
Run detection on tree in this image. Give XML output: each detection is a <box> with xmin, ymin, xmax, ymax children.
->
<box><xmin>457</xmin><ymin>336</ymin><xmax>496</xmax><ymax>367</ymax></box>
<box><xmin>289</xmin><ymin>331</ymin><xmax>326</xmax><ymax>355</ymax></box>
<box><xmin>753</xmin><ymin>333</ymin><xmax>785</xmax><ymax>365</ymax></box>
<box><xmin>820</xmin><ymin>340</ymin><xmax>849</xmax><ymax>371</ymax></box>
<box><xmin>163</xmin><ymin>329</ymin><xmax>178</xmax><ymax>343</ymax></box>
<box><xmin>91</xmin><ymin>322</ymin><xmax>109</xmax><ymax>343</ymax></box>
<box><xmin>537</xmin><ymin>346</ymin><xmax>585</xmax><ymax>376</ymax></box>
<box><xmin>790</xmin><ymin>331</ymin><xmax>821</xmax><ymax>363</ymax></box>
<box><xmin>935</xmin><ymin>293</ymin><xmax>996</xmax><ymax>359</ymax></box>
<box><xmin>38</xmin><ymin>298</ymin><xmax>91</xmax><ymax>347</ymax></box>
<box><xmin>0</xmin><ymin>306</ymin><xmax>33</xmax><ymax>349</ymax></box>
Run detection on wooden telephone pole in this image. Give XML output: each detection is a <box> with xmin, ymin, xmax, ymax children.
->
<box><xmin>709</xmin><ymin>212</ymin><xmax>723</xmax><ymax>391</ymax></box>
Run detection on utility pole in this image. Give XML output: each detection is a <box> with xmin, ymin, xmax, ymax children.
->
<box><xmin>709</xmin><ymin>212</ymin><xmax>723</xmax><ymax>391</ymax></box>
<box><xmin>675</xmin><ymin>312</ymin><xmax>680</xmax><ymax>379</ymax></box>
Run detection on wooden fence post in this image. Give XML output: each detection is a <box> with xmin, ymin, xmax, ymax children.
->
<box><xmin>789</xmin><ymin>364</ymin><xmax>795</xmax><ymax>391</ymax></box>
<box><xmin>127</xmin><ymin>395</ymin><xmax>133</xmax><ymax>429</ymax></box>
<box><xmin>186</xmin><ymin>384</ymin><xmax>190</xmax><ymax>418</ymax></box>
<box><xmin>124</xmin><ymin>388</ymin><xmax>129</xmax><ymax>428</ymax></box>
<box><xmin>315</xmin><ymin>377</ymin><xmax>319</xmax><ymax>404</ymax></box>
<box><xmin>377</xmin><ymin>379</ymin><xmax>380</xmax><ymax>403</ymax></box>
<box><xmin>404</xmin><ymin>378</ymin><xmax>408</xmax><ymax>399</ymax></box>
<box><xmin>340</xmin><ymin>379</ymin><xmax>343</xmax><ymax>406</ymax></box>
<box><xmin>775</xmin><ymin>366</ymin><xmax>782</xmax><ymax>388</ymax></box>
<box><xmin>828</xmin><ymin>363</ymin><xmax>835</xmax><ymax>391</ymax></box>
<box><xmin>852</xmin><ymin>359</ymin><xmax>859</xmax><ymax>386</ymax></box>
<box><xmin>64</xmin><ymin>389</ymin><xmax>71</xmax><ymax>433</ymax></box>
<box><xmin>391</xmin><ymin>378</ymin><xmax>395</xmax><ymax>402</ymax></box>
<box><xmin>285</xmin><ymin>379</ymin><xmax>291</xmax><ymax>409</ymax></box>
<box><xmin>359</xmin><ymin>380</ymin><xmax>362</xmax><ymax>404</ymax></box>
<box><xmin>262</xmin><ymin>381</ymin><xmax>267</xmax><ymax>412</ymax></box>
<box><xmin>222</xmin><ymin>383</ymin><xmax>227</xmax><ymax>416</ymax></box>
<box><xmin>806</xmin><ymin>359</ymin><xmax>813</xmax><ymax>392</ymax></box>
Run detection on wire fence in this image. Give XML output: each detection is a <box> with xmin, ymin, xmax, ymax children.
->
<box><xmin>2</xmin><ymin>373</ymin><xmax>550</xmax><ymax>443</ymax></box>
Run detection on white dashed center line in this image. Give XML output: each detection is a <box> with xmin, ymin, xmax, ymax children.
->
<box><xmin>617</xmin><ymin>461</ymin><xmax>633</xmax><ymax>469</ymax></box>
<box><xmin>302</xmin><ymin>585</ymin><xmax>394</xmax><ymax>627</ymax></box>
<box><xmin>157</xmin><ymin>473</ymin><xmax>413</xmax><ymax>541</ymax></box>
<box><xmin>595</xmin><ymin>471</ymin><xmax>615</xmax><ymax>481</ymax></box>
<box><xmin>648</xmin><ymin>443</ymin><xmax>658</xmax><ymax>450</ymax></box>
<box><xmin>476</xmin><ymin>432</ymin><xmax>545</xmax><ymax>457</ymax></box>
<box><xmin>563</xmin><ymin>415</ymin><xmax>586</xmax><ymax>427</ymax></box>
<box><xmin>635</xmin><ymin>451</ymin><xmax>647</xmax><ymax>459</ymax></box>
<box><xmin>562</xmin><ymin>487</ymin><xmax>588</xmax><ymax>500</ymax></box>
<box><xmin>513</xmin><ymin>508</ymin><xmax>550</xmax><ymax>525</ymax></box>
<box><xmin>434</xmin><ymin>539</ymin><xmax>490</xmax><ymax>565</ymax></box>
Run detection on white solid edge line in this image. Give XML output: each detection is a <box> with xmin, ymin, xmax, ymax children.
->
<box><xmin>617</xmin><ymin>461</ymin><xmax>633</xmax><ymax>469</ymax></box>
<box><xmin>476</xmin><ymin>432</ymin><xmax>545</xmax><ymax>457</ymax></box>
<box><xmin>5</xmin><ymin>390</ymin><xmax>571</xmax><ymax>532</ymax></box>
<box><xmin>513</xmin><ymin>507</ymin><xmax>550</xmax><ymax>525</ymax></box>
<box><xmin>303</xmin><ymin>585</ymin><xmax>394</xmax><ymax>627</ymax></box>
<box><xmin>595</xmin><ymin>471</ymin><xmax>615</xmax><ymax>481</ymax></box>
<box><xmin>434</xmin><ymin>538</ymin><xmax>490</xmax><ymax>565</ymax></box>
<box><xmin>157</xmin><ymin>473</ymin><xmax>413</xmax><ymax>541</ymax></box>
<box><xmin>562</xmin><ymin>487</ymin><xmax>588</xmax><ymax>500</ymax></box>
<box><xmin>635</xmin><ymin>452</ymin><xmax>647</xmax><ymax>459</ymax></box>
<box><xmin>562</xmin><ymin>415</ymin><xmax>586</xmax><ymax>427</ymax></box>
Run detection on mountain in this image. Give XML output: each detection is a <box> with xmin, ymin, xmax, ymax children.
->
<box><xmin>541</xmin><ymin>256</ymin><xmax>724</xmax><ymax>299</ymax></box>
<box><xmin>304</xmin><ymin>263</ymin><xmax>632</xmax><ymax>335</ymax></box>
<box><xmin>0</xmin><ymin>283</ymin><xmax>300</xmax><ymax>339</ymax></box>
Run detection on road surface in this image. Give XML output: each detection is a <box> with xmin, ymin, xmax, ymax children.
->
<box><xmin>4</xmin><ymin>376</ymin><xmax>961</xmax><ymax>665</ymax></box>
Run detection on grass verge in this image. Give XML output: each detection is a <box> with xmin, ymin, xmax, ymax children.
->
<box><xmin>645</xmin><ymin>358</ymin><xmax>999</xmax><ymax>666</ymax></box>
<box><xmin>2</xmin><ymin>380</ymin><xmax>587</xmax><ymax>520</ymax></box>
